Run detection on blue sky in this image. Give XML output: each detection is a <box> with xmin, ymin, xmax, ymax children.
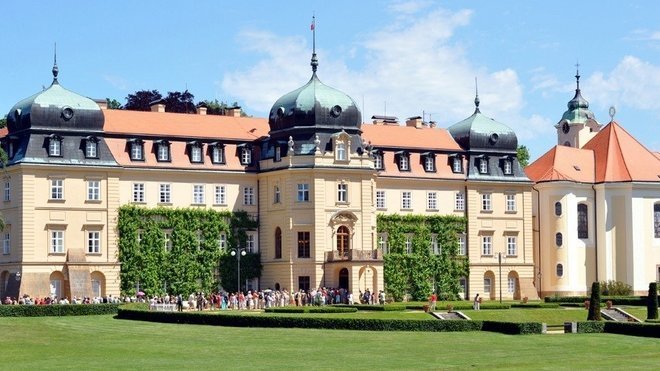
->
<box><xmin>1</xmin><ymin>0</ymin><xmax>659</xmax><ymax>161</ymax></box>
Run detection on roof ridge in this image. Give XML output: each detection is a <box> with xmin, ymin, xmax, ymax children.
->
<box><xmin>607</xmin><ymin>122</ymin><xmax>632</xmax><ymax>181</ymax></box>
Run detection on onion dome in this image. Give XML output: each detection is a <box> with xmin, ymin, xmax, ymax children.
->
<box><xmin>558</xmin><ymin>68</ymin><xmax>596</xmax><ymax>125</ymax></box>
<box><xmin>6</xmin><ymin>56</ymin><xmax>104</xmax><ymax>133</ymax></box>
<box><xmin>448</xmin><ymin>90</ymin><xmax>517</xmax><ymax>152</ymax></box>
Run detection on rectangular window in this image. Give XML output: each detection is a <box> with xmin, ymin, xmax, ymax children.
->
<box><xmin>192</xmin><ymin>185</ymin><xmax>205</xmax><ymax>204</ymax></box>
<box><xmin>577</xmin><ymin>204</ymin><xmax>589</xmax><ymax>239</ymax></box>
<box><xmin>424</xmin><ymin>155</ymin><xmax>435</xmax><ymax>172</ymax></box>
<box><xmin>484</xmin><ymin>278</ymin><xmax>492</xmax><ymax>295</ymax></box>
<box><xmin>455</xmin><ymin>192</ymin><xmax>465</xmax><ymax>211</ymax></box>
<box><xmin>399</xmin><ymin>154</ymin><xmax>409</xmax><ymax>171</ymax></box>
<box><xmin>191</xmin><ymin>146</ymin><xmax>203</xmax><ymax>163</ymax></box>
<box><xmin>157</xmin><ymin>144</ymin><xmax>170</xmax><ymax>162</ymax></box>
<box><xmin>85</xmin><ymin>141</ymin><xmax>98</xmax><ymax>158</ymax></box>
<box><xmin>132</xmin><ymin>183</ymin><xmax>145</xmax><ymax>203</ymax></box>
<box><xmin>159</xmin><ymin>184</ymin><xmax>171</xmax><ymax>203</ymax></box>
<box><xmin>4</xmin><ymin>181</ymin><xmax>10</xmax><ymax>202</ymax></box>
<box><xmin>336</xmin><ymin>142</ymin><xmax>346</xmax><ymax>161</ymax></box>
<box><xmin>508</xmin><ymin>277</ymin><xmax>516</xmax><ymax>294</ymax></box>
<box><xmin>163</xmin><ymin>231</ymin><xmax>172</xmax><ymax>251</ymax></box>
<box><xmin>297</xmin><ymin>231</ymin><xmax>310</xmax><ymax>258</ymax></box>
<box><xmin>337</xmin><ymin>183</ymin><xmax>348</xmax><ymax>203</ymax></box>
<box><xmin>50</xmin><ymin>179</ymin><xmax>64</xmax><ymax>200</ymax></box>
<box><xmin>374</xmin><ymin>153</ymin><xmax>383</xmax><ymax>170</ymax></box>
<box><xmin>130</xmin><ymin>142</ymin><xmax>143</xmax><ymax>160</ymax></box>
<box><xmin>2</xmin><ymin>233</ymin><xmax>9</xmax><ymax>255</ymax></box>
<box><xmin>378</xmin><ymin>233</ymin><xmax>388</xmax><ymax>254</ymax></box>
<box><xmin>87</xmin><ymin>231</ymin><xmax>101</xmax><ymax>254</ymax></box>
<box><xmin>458</xmin><ymin>235</ymin><xmax>466</xmax><ymax>256</ymax></box>
<box><xmin>50</xmin><ymin>230</ymin><xmax>64</xmax><ymax>253</ymax></box>
<box><xmin>376</xmin><ymin>190</ymin><xmax>386</xmax><ymax>209</ymax></box>
<box><xmin>506</xmin><ymin>194</ymin><xmax>516</xmax><ymax>212</ymax></box>
<box><xmin>274</xmin><ymin>146</ymin><xmax>281</xmax><ymax>162</ymax></box>
<box><xmin>427</xmin><ymin>192</ymin><xmax>437</xmax><ymax>210</ymax></box>
<box><xmin>87</xmin><ymin>180</ymin><xmax>100</xmax><ymax>201</ymax></box>
<box><xmin>479</xmin><ymin>158</ymin><xmax>488</xmax><ymax>174</ymax></box>
<box><xmin>481</xmin><ymin>193</ymin><xmax>492</xmax><ymax>211</ymax></box>
<box><xmin>215</xmin><ymin>185</ymin><xmax>227</xmax><ymax>205</ymax></box>
<box><xmin>507</xmin><ymin>236</ymin><xmax>517</xmax><ymax>256</ymax></box>
<box><xmin>212</xmin><ymin>146</ymin><xmax>225</xmax><ymax>164</ymax></box>
<box><xmin>297</xmin><ymin>183</ymin><xmax>309</xmax><ymax>202</ymax></box>
<box><xmin>49</xmin><ymin>138</ymin><xmax>61</xmax><ymax>157</ymax></box>
<box><xmin>243</xmin><ymin>186</ymin><xmax>255</xmax><ymax>206</ymax></box>
<box><xmin>452</xmin><ymin>157</ymin><xmax>462</xmax><ymax>173</ymax></box>
<box><xmin>218</xmin><ymin>232</ymin><xmax>227</xmax><ymax>250</ymax></box>
<box><xmin>241</xmin><ymin>148</ymin><xmax>252</xmax><ymax>165</ymax></box>
<box><xmin>481</xmin><ymin>236</ymin><xmax>492</xmax><ymax>256</ymax></box>
<box><xmin>298</xmin><ymin>276</ymin><xmax>310</xmax><ymax>291</ymax></box>
<box><xmin>430</xmin><ymin>234</ymin><xmax>440</xmax><ymax>255</ymax></box>
<box><xmin>503</xmin><ymin>159</ymin><xmax>512</xmax><ymax>174</ymax></box>
<box><xmin>274</xmin><ymin>186</ymin><xmax>281</xmax><ymax>204</ymax></box>
<box><xmin>405</xmin><ymin>235</ymin><xmax>413</xmax><ymax>254</ymax></box>
<box><xmin>246</xmin><ymin>233</ymin><xmax>256</xmax><ymax>253</ymax></box>
<box><xmin>401</xmin><ymin>191</ymin><xmax>412</xmax><ymax>209</ymax></box>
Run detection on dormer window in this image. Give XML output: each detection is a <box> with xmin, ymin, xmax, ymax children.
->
<box><xmin>502</xmin><ymin>158</ymin><xmax>513</xmax><ymax>175</ymax></box>
<box><xmin>274</xmin><ymin>146</ymin><xmax>281</xmax><ymax>162</ymax></box>
<box><xmin>239</xmin><ymin>146</ymin><xmax>252</xmax><ymax>165</ymax></box>
<box><xmin>128</xmin><ymin>139</ymin><xmax>144</xmax><ymax>161</ymax></box>
<box><xmin>84</xmin><ymin>136</ymin><xmax>99</xmax><ymax>159</ymax></box>
<box><xmin>209</xmin><ymin>143</ymin><xmax>225</xmax><ymax>164</ymax></box>
<box><xmin>48</xmin><ymin>134</ymin><xmax>62</xmax><ymax>157</ymax></box>
<box><xmin>396</xmin><ymin>151</ymin><xmax>410</xmax><ymax>171</ymax></box>
<box><xmin>451</xmin><ymin>156</ymin><xmax>463</xmax><ymax>173</ymax></box>
<box><xmin>423</xmin><ymin>153</ymin><xmax>435</xmax><ymax>172</ymax></box>
<box><xmin>373</xmin><ymin>151</ymin><xmax>384</xmax><ymax>170</ymax></box>
<box><xmin>155</xmin><ymin>140</ymin><xmax>170</xmax><ymax>162</ymax></box>
<box><xmin>336</xmin><ymin>142</ymin><xmax>347</xmax><ymax>161</ymax></box>
<box><xmin>478</xmin><ymin>157</ymin><xmax>488</xmax><ymax>174</ymax></box>
<box><xmin>188</xmin><ymin>142</ymin><xmax>203</xmax><ymax>163</ymax></box>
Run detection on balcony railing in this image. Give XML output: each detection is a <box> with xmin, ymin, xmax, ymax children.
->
<box><xmin>325</xmin><ymin>249</ymin><xmax>383</xmax><ymax>262</ymax></box>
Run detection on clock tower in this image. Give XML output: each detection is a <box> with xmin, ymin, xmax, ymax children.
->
<box><xmin>555</xmin><ymin>67</ymin><xmax>601</xmax><ymax>148</ymax></box>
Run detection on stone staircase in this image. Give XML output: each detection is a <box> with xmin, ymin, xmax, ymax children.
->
<box><xmin>601</xmin><ymin>307</ymin><xmax>641</xmax><ymax>322</ymax></box>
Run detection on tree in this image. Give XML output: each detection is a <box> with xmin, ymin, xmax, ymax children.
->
<box><xmin>587</xmin><ymin>281</ymin><xmax>601</xmax><ymax>321</ymax></box>
<box><xmin>124</xmin><ymin>90</ymin><xmax>162</xmax><ymax>111</ymax></box>
<box><xmin>106</xmin><ymin>98</ymin><xmax>122</xmax><ymax>109</ymax></box>
<box><xmin>648</xmin><ymin>282</ymin><xmax>658</xmax><ymax>320</ymax></box>
<box><xmin>517</xmin><ymin>145</ymin><xmax>530</xmax><ymax>167</ymax></box>
<box><xmin>0</xmin><ymin>115</ymin><xmax>7</xmax><ymax>128</ymax></box>
<box><xmin>163</xmin><ymin>90</ymin><xmax>196</xmax><ymax>114</ymax></box>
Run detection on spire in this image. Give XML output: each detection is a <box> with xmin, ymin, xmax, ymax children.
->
<box><xmin>52</xmin><ymin>42</ymin><xmax>59</xmax><ymax>85</ymax></box>
<box><xmin>567</xmin><ymin>62</ymin><xmax>589</xmax><ymax>110</ymax></box>
<box><xmin>474</xmin><ymin>77</ymin><xmax>480</xmax><ymax>113</ymax></box>
<box><xmin>575</xmin><ymin>61</ymin><xmax>580</xmax><ymax>91</ymax></box>
<box><xmin>310</xmin><ymin>15</ymin><xmax>318</xmax><ymax>73</ymax></box>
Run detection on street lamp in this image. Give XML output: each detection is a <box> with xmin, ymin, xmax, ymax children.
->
<box><xmin>498</xmin><ymin>252</ymin><xmax>507</xmax><ymax>303</ymax></box>
<box><xmin>230</xmin><ymin>248</ymin><xmax>247</xmax><ymax>293</ymax></box>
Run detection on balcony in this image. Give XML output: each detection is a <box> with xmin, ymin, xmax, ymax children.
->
<box><xmin>325</xmin><ymin>249</ymin><xmax>383</xmax><ymax>262</ymax></box>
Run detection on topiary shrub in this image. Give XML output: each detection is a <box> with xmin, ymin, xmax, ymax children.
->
<box><xmin>587</xmin><ymin>282</ymin><xmax>601</xmax><ymax>321</ymax></box>
<box><xmin>600</xmin><ymin>280</ymin><xmax>633</xmax><ymax>296</ymax></box>
<box><xmin>648</xmin><ymin>282</ymin><xmax>658</xmax><ymax>320</ymax></box>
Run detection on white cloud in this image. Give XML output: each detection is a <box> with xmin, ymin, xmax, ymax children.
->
<box><xmin>626</xmin><ymin>29</ymin><xmax>660</xmax><ymax>42</ymax></box>
<box><xmin>221</xmin><ymin>3</ymin><xmax>552</xmax><ymax>142</ymax></box>
<box><xmin>585</xmin><ymin>56</ymin><xmax>660</xmax><ymax>112</ymax></box>
<box><xmin>103</xmin><ymin>74</ymin><xmax>130</xmax><ymax>91</ymax></box>
<box><xmin>387</xmin><ymin>0</ymin><xmax>433</xmax><ymax>15</ymax></box>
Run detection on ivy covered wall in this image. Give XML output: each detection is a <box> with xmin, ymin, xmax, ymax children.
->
<box><xmin>117</xmin><ymin>205</ymin><xmax>260</xmax><ymax>296</ymax></box>
<box><xmin>378</xmin><ymin>214</ymin><xmax>468</xmax><ymax>301</ymax></box>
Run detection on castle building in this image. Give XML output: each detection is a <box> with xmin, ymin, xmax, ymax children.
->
<box><xmin>0</xmin><ymin>49</ymin><xmax>537</xmax><ymax>301</ymax></box>
<box><xmin>526</xmin><ymin>71</ymin><xmax>660</xmax><ymax>296</ymax></box>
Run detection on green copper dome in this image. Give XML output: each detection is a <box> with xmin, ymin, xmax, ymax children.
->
<box><xmin>448</xmin><ymin>96</ymin><xmax>517</xmax><ymax>152</ymax></box>
<box><xmin>558</xmin><ymin>71</ymin><xmax>595</xmax><ymax>125</ymax></box>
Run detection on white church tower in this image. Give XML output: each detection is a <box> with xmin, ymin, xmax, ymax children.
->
<box><xmin>555</xmin><ymin>67</ymin><xmax>601</xmax><ymax>148</ymax></box>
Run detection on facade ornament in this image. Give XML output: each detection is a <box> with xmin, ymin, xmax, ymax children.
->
<box><xmin>314</xmin><ymin>134</ymin><xmax>321</xmax><ymax>154</ymax></box>
<box><xmin>288</xmin><ymin>136</ymin><xmax>295</xmax><ymax>153</ymax></box>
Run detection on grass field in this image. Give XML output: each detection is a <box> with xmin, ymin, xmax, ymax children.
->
<box><xmin>1</xmin><ymin>315</ymin><xmax>658</xmax><ymax>370</ymax></box>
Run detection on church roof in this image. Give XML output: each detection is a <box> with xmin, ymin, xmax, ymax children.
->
<box><xmin>526</xmin><ymin>120</ymin><xmax>660</xmax><ymax>183</ymax></box>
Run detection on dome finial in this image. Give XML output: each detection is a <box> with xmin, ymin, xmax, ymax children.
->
<box><xmin>474</xmin><ymin>77</ymin><xmax>480</xmax><ymax>113</ymax></box>
<box><xmin>52</xmin><ymin>42</ymin><xmax>59</xmax><ymax>84</ymax></box>
<box><xmin>575</xmin><ymin>60</ymin><xmax>580</xmax><ymax>91</ymax></box>
<box><xmin>310</xmin><ymin>14</ymin><xmax>318</xmax><ymax>73</ymax></box>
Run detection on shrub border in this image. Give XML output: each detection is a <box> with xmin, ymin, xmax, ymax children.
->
<box><xmin>0</xmin><ymin>304</ymin><xmax>120</xmax><ymax>317</ymax></box>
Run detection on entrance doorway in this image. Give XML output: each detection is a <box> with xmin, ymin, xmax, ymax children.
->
<box><xmin>339</xmin><ymin>268</ymin><xmax>349</xmax><ymax>289</ymax></box>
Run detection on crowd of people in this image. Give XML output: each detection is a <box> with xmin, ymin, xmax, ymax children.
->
<box><xmin>2</xmin><ymin>294</ymin><xmax>123</xmax><ymax>305</ymax></box>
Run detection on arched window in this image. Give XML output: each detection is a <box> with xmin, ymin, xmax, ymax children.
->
<box><xmin>577</xmin><ymin>204</ymin><xmax>588</xmax><ymax>239</ymax></box>
<box><xmin>555</xmin><ymin>232</ymin><xmax>563</xmax><ymax>247</ymax></box>
<box><xmin>654</xmin><ymin>203</ymin><xmax>660</xmax><ymax>238</ymax></box>
<box><xmin>337</xmin><ymin>226</ymin><xmax>350</xmax><ymax>256</ymax></box>
<box><xmin>554</xmin><ymin>202</ymin><xmax>562</xmax><ymax>216</ymax></box>
<box><xmin>274</xmin><ymin>227</ymin><xmax>282</xmax><ymax>259</ymax></box>
<box><xmin>556</xmin><ymin>264</ymin><xmax>564</xmax><ymax>277</ymax></box>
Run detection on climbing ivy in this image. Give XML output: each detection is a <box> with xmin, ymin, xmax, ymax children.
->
<box><xmin>378</xmin><ymin>214</ymin><xmax>468</xmax><ymax>301</ymax></box>
<box><xmin>117</xmin><ymin>205</ymin><xmax>259</xmax><ymax>296</ymax></box>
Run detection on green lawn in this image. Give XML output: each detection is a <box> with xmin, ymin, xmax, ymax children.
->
<box><xmin>1</xmin><ymin>315</ymin><xmax>659</xmax><ymax>370</ymax></box>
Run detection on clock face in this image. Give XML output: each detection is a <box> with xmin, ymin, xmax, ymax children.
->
<box><xmin>562</xmin><ymin>122</ymin><xmax>570</xmax><ymax>134</ymax></box>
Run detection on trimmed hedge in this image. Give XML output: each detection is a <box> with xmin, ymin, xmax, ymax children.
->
<box><xmin>510</xmin><ymin>303</ymin><xmax>560</xmax><ymax>309</ymax></box>
<box><xmin>265</xmin><ymin>307</ymin><xmax>357</xmax><ymax>314</ymax></box>
<box><xmin>0</xmin><ymin>304</ymin><xmax>120</xmax><ymax>317</ymax></box>
<box><xmin>576</xmin><ymin>321</ymin><xmax>605</xmax><ymax>334</ymax></box>
<box><xmin>482</xmin><ymin>320</ymin><xmax>544</xmax><ymax>335</ymax></box>
<box><xmin>329</xmin><ymin>304</ymin><xmax>403</xmax><ymax>312</ymax></box>
<box><xmin>117</xmin><ymin>308</ymin><xmax>482</xmax><ymax>332</ymax></box>
<box><xmin>603</xmin><ymin>321</ymin><xmax>660</xmax><ymax>338</ymax></box>
<box><xmin>545</xmin><ymin>296</ymin><xmax>659</xmax><ymax>306</ymax></box>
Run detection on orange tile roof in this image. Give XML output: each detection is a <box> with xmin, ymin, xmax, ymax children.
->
<box><xmin>103</xmin><ymin>109</ymin><xmax>270</xmax><ymax>141</ymax></box>
<box><xmin>525</xmin><ymin>145</ymin><xmax>594</xmax><ymax>183</ymax></box>
<box><xmin>376</xmin><ymin>151</ymin><xmax>465</xmax><ymax>180</ymax></box>
<box><xmin>0</xmin><ymin>128</ymin><xmax>7</xmax><ymax>137</ymax></box>
<box><xmin>361</xmin><ymin>123</ymin><xmax>463</xmax><ymax>151</ymax></box>
<box><xmin>582</xmin><ymin>121</ymin><xmax>660</xmax><ymax>182</ymax></box>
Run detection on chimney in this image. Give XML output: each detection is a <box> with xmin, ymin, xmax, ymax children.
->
<box><xmin>150</xmin><ymin>99</ymin><xmax>165</xmax><ymax>113</ymax></box>
<box><xmin>371</xmin><ymin>115</ymin><xmax>399</xmax><ymax>125</ymax></box>
<box><xmin>429</xmin><ymin>121</ymin><xmax>437</xmax><ymax>128</ymax></box>
<box><xmin>197</xmin><ymin>106</ymin><xmax>207</xmax><ymax>115</ymax></box>
<box><xmin>226</xmin><ymin>106</ymin><xmax>241</xmax><ymax>117</ymax></box>
<box><xmin>405</xmin><ymin>116</ymin><xmax>423</xmax><ymax>128</ymax></box>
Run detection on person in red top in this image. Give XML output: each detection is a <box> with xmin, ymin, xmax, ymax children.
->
<box><xmin>429</xmin><ymin>293</ymin><xmax>437</xmax><ymax>311</ymax></box>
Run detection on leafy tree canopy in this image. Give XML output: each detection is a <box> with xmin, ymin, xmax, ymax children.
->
<box><xmin>0</xmin><ymin>115</ymin><xmax>6</xmax><ymax>128</ymax></box>
<box><xmin>517</xmin><ymin>145</ymin><xmax>530</xmax><ymax>167</ymax></box>
<box><xmin>124</xmin><ymin>90</ymin><xmax>162</xmax><ymax>111</ymax></box>
<box><xmin>106</xmin><ymin>98</ymin><xmax>122</xmax><ymax>109</ymax></box>
<box><xmin>201</xmin><ymin>99</ymin><xmax>247</xmax><ymax>117</ymax></box>
<box><xmin>163</xmin><ymin>90</ymin><xmax>196</xmax><ymax>114</ymax></box>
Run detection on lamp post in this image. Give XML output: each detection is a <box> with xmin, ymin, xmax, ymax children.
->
<box><xmin>230</xmin><ymin>248</ymin><xmax>246</xmax><ymax>293</ymax></box>
<box><xmin>498</xmin><ymin>252</ymin><xmax>503</xmax><ymax>304</ymax></box>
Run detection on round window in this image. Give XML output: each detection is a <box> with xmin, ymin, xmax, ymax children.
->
<box><xmin>62</xmin><ymin>106</ymin><xmax>74</xmax><ymax>120</ymax></box>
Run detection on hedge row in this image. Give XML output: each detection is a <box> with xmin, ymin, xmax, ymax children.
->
<box><xmin>510</xmin><ymin>303</ymin><xmax>560</xmax><ymax>309</ymax></box>
<box><xmin>545</xmin><ymin>296</ymin><xmax>658</xmax><ymax>306</ymax></box>
<box><xmin>482</xmin><ymin>321</ymin><xmax>544</xmax><ymax>335</ymax></box>
<box><xmin>0</xmin><ymin>304</ymin><xmax>120</xmax><ymax>317</ymax></box>
<box><xmin>329</xmin><ymin>304</ymin><xmax>405</xmax><ymax>312</ymax></box>
<box><xmin>265</xmin><ymin>307</ymin><xmax>358</xmax><ymax>314</ymax></box>
<box><xmin>576</xmin><ymin>321</ymin><xmax>660</xmax><ymax>338</ymax></box>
